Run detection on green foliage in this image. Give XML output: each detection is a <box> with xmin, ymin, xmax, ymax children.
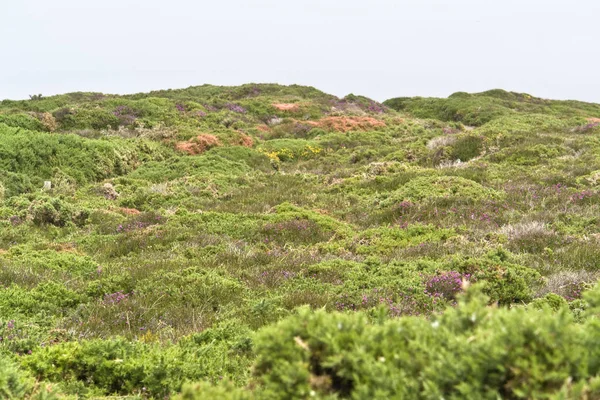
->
<box><xmin>0</xmin><ymin>114</ymin><xmax>45</xmax><ymax>131</ymax></box>
<box><xmin>175</xmin><ymin>381</ymin><xmax>252</xmax><ymax>400</ymax></box>
<box><xmin>379</xmin><ymin>175</ymin><xmax>502</xmax><ymax>205</ymax></box>
<box><xmin>23</xmin><ymin>338</ymin><xmax>183</xmax><ymax>397</ymax></box>
<box><xmin>384</xmin><ymin>89</ymin><xmax>600</xmax><ymax>126</ymax></box>
<box><xmin>449</xmin><ymin>255</ymin><xmax>543</xmax><ymax>304</ymax></box>
<box><xmin>0</xmin><ymin>124</ymin><xmax>170</xmax><ymax>192</ymax></box>
<box><xmin>1</xmin><ymin>83</ymin><xmax>600</xmax><ymax>397</ymax></box>
<box><xmin>27</xmin><ymin>196</ymin><xmax>90</xmax><ymax>227</ymax></box>
<box><xmin>0</xmin><ymin>356</ymin><xmax>30</xmax><ymax>399</ymax></box>
<box><xmin>0</xmin><ymin>282</ymin><xmax>84</xmax><ymax>318</ymax></box>
<box><xmin>251</xmin><ymin>284</ymin><xmax>600</xmax><ymax>399</ymax></box>
<box><xmin>448</xmin><ymin>134</ymin><xmax>484</xmax><ymax>162</ymax></box>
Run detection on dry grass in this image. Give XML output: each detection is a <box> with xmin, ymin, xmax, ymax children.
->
<box><xmin>272</xmin><ymin>103</ymin><xmax>300</xmax><ymax>111</ymax></box>
<box><xmin>536</xmin><ymin>270</ymin><xmax>600</xmax><ymax>298</ymax></box>
<box><xmin>427</xmin><ymin>135</ymin><xmax>457</xmax><ymax>150</ymax></box>
<box><xmin>499</xmin><ymin>221</ymin><xmax>554</xmax><ymax>240</ymax></box>
<box><xmin>437</xmin><ymin>159</ymin><xmax>465</xmax><ymax>169</ymax></box>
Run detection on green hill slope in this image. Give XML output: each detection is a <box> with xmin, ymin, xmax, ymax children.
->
<box><xmin>2</xmin><ymin>84</ymin><xmax>600</xmax><ymax>398</ymax></box>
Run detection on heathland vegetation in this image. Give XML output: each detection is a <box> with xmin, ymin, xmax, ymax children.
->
<box><xmin>1</xmin><ymin>84</ymin><xmax>600</xmax><ymax>398</ymax></box>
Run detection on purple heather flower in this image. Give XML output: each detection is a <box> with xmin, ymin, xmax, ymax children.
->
<box><xmin>225</xmin><ymin>103</ymin><xmax>246</xmax><ymax>113</ymax></box>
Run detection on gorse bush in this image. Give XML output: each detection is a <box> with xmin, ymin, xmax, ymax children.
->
<box><xmin>379</xmin><ymin>175</ymin><xmax>503</xmax><ymax>206</ymax></box>
<box><xmin>0</xmin><ymin>124</ymin><xmax>170</xmax><ymax>192</ymax></box>
<box><xmin>23</xmin><ymin>339</ymin><xmax>183</xmax><ymax>397</ymax></box>
<box><xmin>250</xmin><ymin>284</ymin><xmax>600</xmax><ymax>400</ymax></box>
<box><xmin>0</xmin><ymin>114</ymin><xmax>46</xmax><ymax>131</ymax></box>
<box><xmin>1</xmin><ymin>83</ymin><xmax>600</xmax><ymax>397</ymax></box>
<box><xmin>0</xmin><ymin>356</ymin><xmax>30</xmax><ymax>399</ymax></box>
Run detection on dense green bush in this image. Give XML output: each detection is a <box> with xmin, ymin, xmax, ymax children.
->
<box><xmin>250</xmin><ymin>284</ymin><xmax>600</xmax><ymax>399</ymax></box>
<box><xmin>0</xmin><ymin>356</ymin><xmax>30</xmax><ymax>399</ymax></box>
<box><xmin>378</xmin><ymin>175</ymin><xmax>502</xmax><ymax>205</ymax></box>
<box><xmin>0</xmin><ymin>124</ymin><xmax>170</xmax><ymax>191</ymax></box>
<box><xmin>0</xmin><ymin>114</ymin><xmax>45</xmax><ymax>131</ymax></box>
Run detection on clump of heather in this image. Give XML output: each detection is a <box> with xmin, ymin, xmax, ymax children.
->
<box><xmin>562</xmin><ymin>282</ymin><xmax>586</xmax><ymax>301</ymax></box>
<box><xmin>331</xmin><ymin>97</ymin><xmax>386</xmax><ymax>114</ymax></box>
<box><xmin>113</xmin><ymin>105</ymin><xmax>137</xmax><ymax>126</ymax></box>
<box><xmin>225</xmin><ymin>103</ymin><xmax>246</xmax><ymax>113</ymax></box>
<box><xmin>366</xmin><ymin>100</ymin><xmax>386</xmax><ymax>113</ymax></box>
<box><xmin>574</xmin><ymin>121</ymin><xmax>600</xmax><ymax>133</ymax></box>
<box><xmin>103</xmin><ymin>291</ymin><xmax>130</xmax><ymax>305</ymax></box>
<box><xmin>425</xmin><ymin>271</ymin><xmax>470</xmax><ymax>301</ymax></box>
<box><xmin>570</xmin><ymin>190</ymin><xmax>597</xmax><ymax>203</ymax></box>
<box><xmin>394</xmin><ymin>200</ymin><xmax>413</xmax><ymax>212</ymax></box>
<box><xmin>116</xmin><ymin>213</ymin><xmax>164</xmax><ymax>233</ymax></box>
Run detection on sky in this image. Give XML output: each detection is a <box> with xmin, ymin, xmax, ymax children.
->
<box><xmin>1</xmin><ymin>0</ymin><xmax>599</xmax><ymax>102</ymax></box>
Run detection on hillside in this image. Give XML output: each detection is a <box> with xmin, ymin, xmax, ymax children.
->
<box><xmin>2</xmin><ymin>84</ymin><xmax>600</xmax><ymax>398</ymax></box>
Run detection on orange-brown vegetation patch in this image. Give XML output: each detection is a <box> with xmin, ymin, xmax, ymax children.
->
<box><xmin>272</xmin><ymin>103</ymin><xmax>300</xmax><ymax>111</ymax></box>
<box><xmin>237</xmin><ymin>133</ymin><xmax>254</xmax><ymax>147</ymax></box>
<box><xmin>313</xmin><ymin>208</ymin><xmax>330</xmax><ymax>215</ymax></box>
<box><xmin>0</xmin><ymin>249</ymin><xmax>8</xmax><ymax>256</ymax></box>
<box><xmin>587</xmin><ymin>118</ymin><xmax>600</xmax><ymax>123</ymax></box>
<box><xmin>176</xmin><ymin>134</ymin><xmax>221</xmax><ymax>155</ymax></box>
<box><xmin>256</xmin><ymin>125</ymin><xmax>270</xmax><ymax>132</ymax></box>
<box><xmin>118</xmin><ymin>207</ymin><xmax>141</xmax><ymax>216</ymax></box>
<box><xmin>303</xmin><ymin>116</ymin><xmax>386</xmax><ymax>133</ymax></box>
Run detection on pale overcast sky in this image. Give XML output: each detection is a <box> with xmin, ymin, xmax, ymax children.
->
<box><xmin>1</xmin><ymin>0</ymin><xmax>599</xmax><ymax>102</ymax></box>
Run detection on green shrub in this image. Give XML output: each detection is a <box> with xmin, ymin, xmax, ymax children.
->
<box><xmin>0</xmin><ymin>355</ymin><xmax>30</xmax><ymax>399</ymax></box>
<box><xmin>449</xmin><ymin>134</ymin><xmax>484</xmax><ymax>162</ymax></box>
<box><xmin>0</xmin><ymin>282</ymin><xmax>85</xmax><ymax>318</ymax></box>
<box><xmin>251</xmin><ymin>284</ymin><xmax>600</xmax><ymax>399</ymax></box>
<box><xmin>26</xmin><ymin>196</ymin><xmax>90</xmax><ymax>227</ymax></box>
<box><xmin>23</xmin><ymin>339</ymin><xmax>183</xmax><ymax>397</ymax></box>
<box><xmin>175</xmin><ymin>381</ymin><xmax>251</xmax><ymax>400</ymax></box>
<box><xmin>448</xmin><ymin>252</ymin><xmax>543</xmax><ymax>304</ymax></box>
<box><xmin>0</xmin><ymin>114</ymin><xmax>45</xmax><ymax>131</ymax></box>
<box><xmin>0</xmin><ymin>124</ymin><xmax>170</xmax><ymax>188</ymax></box>
<box><xmin>0</xmin><ymin>171</ymin><xmax>35</xmax><ymax>197</ymax></box>
<box><xmin>55</xmin><ymin>107</ymin><xmax>120</xmax><ymax>130</ymax></box>
<box><xmin>379</xmin><ymin>175</ymin><xmax>502</xmax><ymax>205</ymax></box>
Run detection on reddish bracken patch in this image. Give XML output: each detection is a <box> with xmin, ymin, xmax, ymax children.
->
<box><xmin>118</xmin><ymin>207</ymin><xmax>141</xmax><ymax>216</ymax></box>
<box><xmin>256</xmin><ymin>125</ymin><xmax>270</xmax><ymax>132</ymax></box>
<box><xmin>303</xmin><ymin>116</ymin><xmax>386</xmax><ymax>133</ymax></box>
<box><xmin>587</xmin><ymin>118</ymin><xmax>600</xmax><ymax>123</ymax></box>
<box><xmin>238</xmin><ymin>133</ymin><xmax>254</xmax><ymax>147</ymax></box>
<box><xmin>176</xmin><ymin>134</ymin><xmax>221</xmax><ymax>155</ymax></box>
<box><xmin>272</xmin><ymin>103</ymin><xmax>299</xmax><ymax>111</ymax></box>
